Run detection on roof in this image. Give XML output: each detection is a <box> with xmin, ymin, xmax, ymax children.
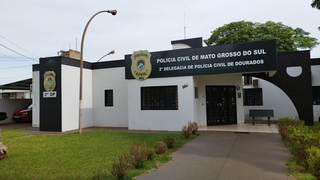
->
<box><xmin>0</xmin><ymin>78</ymin><xmax>32</xmax><ymax>90</ymax></box>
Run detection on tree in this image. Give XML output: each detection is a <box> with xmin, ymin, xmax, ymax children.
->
<box><xmin>311</xmin><ymin>0</ymin><xmax>320</xmax><ymax>30</ymax></box>
<box><xmin>204</xmin><ymin>21</ymin><xmax>319</xmax><ymax>52</ymax></box>
<box><xmin>311</xmin><ymin>0</ymin><xmax>320</xmax><ymax>9</ymax></box>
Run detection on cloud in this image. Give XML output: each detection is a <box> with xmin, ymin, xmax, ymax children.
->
<box><xmin>0</xmin><ymin>0</ymin><xmax>319</xmax><ymax>85</ymax></box>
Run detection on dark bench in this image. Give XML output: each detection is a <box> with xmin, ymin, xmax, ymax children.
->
<box><xmin>249</xmin><ymin>109</ymin><xmax>274</xmax><ymax>126</ymax></box>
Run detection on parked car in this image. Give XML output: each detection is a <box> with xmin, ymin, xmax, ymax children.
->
<box><xmin>12</xmin><ymin>104</ymin><xmax>32</xmax><ymax>122</ymax></box>
<box><xmin>0</xmin><ymin>112</ymin><xmax>8</xmax><ymax>121</ymax></box>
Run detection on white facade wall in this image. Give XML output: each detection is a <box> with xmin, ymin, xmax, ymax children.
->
<box><xmin>243</xmin><ymin>78</ymin><xmax>298</xmax><ymax>120</ymax></box>
<box><xmin>24</xmin><ymin>92</ymin><xmax>32</xmax><ymax>99</ymax></box>
<box><xmin>128</xmin><ymin>76</ymin><xmax>194</xmax><ymax>131</ymax></box>
<box><xmin>92</xmin><ymin>67</ymin><xmax>128</xmax><ymax>127</ymax></box>
<box><xmin>61</xmin><ymin>65</ymin><xmax>93</xmax><ymax>132</ymax></box>
<box><xmin>194</xmin><ymin>73</ymin><xmax>244</xmax><ymax>126</ymax></box>
<box><xmin>32</xmin><ymin>71</ymin><xmax>40</xmax><ymax>127</ymax></box>
<box><xmin>82</xmin><ymin>68</ymin><xmax>93</xmax><ymax>128</ymax></box>
<box><xmin>61</xmin><ymin>65</ymin><xmax>80</xmax><ymax>132</ymax></box>
<box><xmin>311</xmin><ymin>65</ymin><xmax>320</xmax><ymax>86</ymax></box>
<box><xmin>312</xmin><ymin>65</ymin><xmax>320</xmax><ymax>121</ymax></box>
<box><xmin>172</xmin><ymin>44</ymin><xmax>191</xmax><ymax>50</ymax></box>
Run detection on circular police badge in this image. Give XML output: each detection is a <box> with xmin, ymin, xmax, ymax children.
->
<box><xmin>43</xmin><ymin>71</ymin><xmax>56</xmax><ymax>92</ymax></box>
<box><xmin>131</xmin><ymin>50</ymin><xmax>152</xmax><ymax>81</ymax></box>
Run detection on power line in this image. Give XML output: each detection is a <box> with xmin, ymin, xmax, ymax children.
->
<box><xmin>0</xmin><ymin>34</ymin><xmax>39</xmax><ymax>58</ymax></box>
<box><xmin>0</xmin><ymin>65</ymin><xmax>30</xmax><ymax>69</ymax></box>
<box><xmin>0</xmin><ymin>52</ymin><xmax>35</xmax><ymax>63</ymax></box>
<box><xmin>0</xmin><ymin>72</ymin><xmax>31</xmax><ymax>79</ymax></box>
<box><xmin>0</xmin><ymin>43</ymin><xmax>38</xmax><ymax>62</ymax></box>
<box><xmin>0</xmin><ymin>59</ymin><xmax>32</xmax><ymax>62</ymax></box>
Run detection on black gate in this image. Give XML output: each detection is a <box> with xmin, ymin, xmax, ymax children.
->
<box><xmin>206</xmin><ymin>86</ymin><xmax>237</xmax><ymax>126</ymax></box>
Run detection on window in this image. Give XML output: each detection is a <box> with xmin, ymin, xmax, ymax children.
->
<box><xmin>104</xmin><ymin>90</ymin><xmax>113</xmax><ymax>106</ymax></box>
<box><xmin>243</xmin><ymin>88</ymin><xmax>263</xmax><ymax>106</ymax></box>
<box><xmin>2</xmin><ymin>92</ymin><xmax>16</xmax><ymax>99</ymax></box>
<box><xmin>2</xmin><ymin>93</ymin><xmax>10</xmax><ymax>99</ymax></box>
<box><xmin>312</xmin><ymin>86</ymin><xmax>320</xmax><ymax>105</ymax></box>
<box><xmin>194</xmin><ymin>87</ymin><xmax>199</xmax><ymax>99</ymax></box>
<box><xmin>141</xmin><ymin>86</ymin><xmax>178</xmax><ymax>110</ymax></box>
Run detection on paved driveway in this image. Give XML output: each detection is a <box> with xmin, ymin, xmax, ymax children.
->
<box><xmin>0</xmin><ymin>122</ymin><xmax>32</xmax><ymax>130</ymax></box>
<box><xmin>136</xmin><ymin>131</ymin><xmax>293</xmax><ymax>180</ymax></box>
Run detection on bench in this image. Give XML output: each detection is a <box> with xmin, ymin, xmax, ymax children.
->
<box><xmin>249</xmin><ymin>109</ymin><xmax>274</xmax><ymax>126</ymax></box>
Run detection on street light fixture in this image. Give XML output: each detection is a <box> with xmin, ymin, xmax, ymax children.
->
<box><xmin>97</xmin><ymin>50</ymin><xmax>115</xmax><ymax>62</ymax></box>
<box><xmin>79</xmin><ymin>10</ymin><xmax>117</xmax><ymax>134</ymax></box>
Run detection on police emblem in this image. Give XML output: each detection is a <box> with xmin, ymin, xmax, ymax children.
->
<box><xmin>131</xmin><ymin>50</ymin><xmax>152</xmax><ymax>81</ymax></box>
<box><xmin>43</xmin><ymin>71</ymin><xmax>56</xmax><ymax>92</ymax></box>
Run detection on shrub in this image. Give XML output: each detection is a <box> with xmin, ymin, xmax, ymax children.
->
<box><xmin>278</xmin><ymin>117</ymin><xmax>320</xmax><ymax>179</ymax></box>
<box><xmin>163</xmin><ymin>136</ymin><xmax>175</xmax><ymax>149</ymax></box>
<box><xmin>288</xmin><ymin>121</ymin><xmax>318</xmax><ymax>167</ymax></box>
<box><xmin>154</xmin><ymin>141</ymin><xmax>167</xmax><ymax>154</ymax></box>
<box><xmin>146</xmin><ymin>149</ymin><xmax>155</xmax><ymax>160</ymax></box>
<box><xmin>278</xmin><ymin>116</ymin><xmax>298</xmax><ymax>141</ymax></box>
<box><xmin>110</xmin><ymin>154</ymin><xmax>130</xmax><ymax>180</ymax></box>
<box><xmin>306</xmin><ymin>146</ymin><xmax>320</xmax><ymax>179</ymax></box>
<box><xmin>128</xmin><ymin>142</ymin><xmax>148</xmax><ymax>169</ymax></box>
<box><xmin>188</xmin><ymin>121</ymin><xmax>199</xmax><ymax>135</ymax></box>
<box><xmin>181</xmin><ymin>125</ymin><xmax>192</xmax><ymax>139</ymax></box>
<box><xmin>181</xmin><ymin>121</ymin><xmax>199</xmax><ymax>138</ymax></box>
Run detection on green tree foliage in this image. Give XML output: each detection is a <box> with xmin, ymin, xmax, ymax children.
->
<box><xmin>311</xmin><ymin>0</ymin><xmax>320</xmax><ymax>31</ymax></box>
<box><xmin>204</xmin><ymin>21</ymin><xmax>319</xmax><ymax>52</ymax></box>
<box><xmin>311</xmin><ymin>0</ymin><xmax>320</xmax><ymax>9</ymax></box>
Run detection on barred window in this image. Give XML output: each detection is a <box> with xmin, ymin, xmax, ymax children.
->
<box><xmin>105</xmin><ymin>90</ymin><xmax>113</xmax><ymax>107</ymax></box>
<box><xmin>243</xmin><ymin>88</ymin><xmax>263</xmax><ymax>106</ymax></box>
<box><xmin>312</xmin><ymin>86</ymin><xmax>320</xmax><ymax>105</ymax></box>
<box><xmin>141</xmin><ymin>86</ymin><xmax>178</xmax><ymax>110</ymax></box>
<box><xmin>194</xmin><ymin>87</ymin><xmax>199</xmax><ymax>99</ymax></box>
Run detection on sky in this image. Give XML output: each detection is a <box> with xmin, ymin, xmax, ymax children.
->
<box><xmin>0</xmin><ymin>0</ymin><xmax>319</xmax><ymax>85</ymax></box>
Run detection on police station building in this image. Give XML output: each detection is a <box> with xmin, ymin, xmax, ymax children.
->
<box><xmin>32</xmin><ymin>37</ymin><xmax>319</xmax><ymax>132</ymax></box>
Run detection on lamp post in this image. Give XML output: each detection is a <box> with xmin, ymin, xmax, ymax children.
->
<box><xmin>97</xmin><ymin>50</ymin><xmax>115</xmax><ymax>62</ymax></box>
<box><xmin>79</xmin><ymin>10</ymin><xmax>117</xmax><ymax>134</ymax></box>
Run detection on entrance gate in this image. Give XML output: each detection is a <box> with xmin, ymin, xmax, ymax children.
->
<box><xmin>206</xmin><ymin>86</ymin><xmax>237</xmax><ymax>125</ymax></box>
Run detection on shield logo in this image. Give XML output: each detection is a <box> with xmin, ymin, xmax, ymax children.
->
<box><xmin>131</xmin><ymin>50</ymin><xmax>152</xmax><ymax>81</ymax></box>
<box><xmin>43</xmin><ymin>71</ymin><xmax>56</xmax><ymax>92</ymax></box>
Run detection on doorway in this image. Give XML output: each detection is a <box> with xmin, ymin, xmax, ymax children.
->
<box><xmin>206</xmin><ymin>86</ymin><xmax>237</xmax><ymax>125</ymax></box>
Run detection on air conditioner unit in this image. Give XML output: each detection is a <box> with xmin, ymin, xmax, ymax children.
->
<box><xmin>243</xmin><ymin>76</ymin><xmax>252</xmax><ymax>85</ymax></box>
<box><xmin>253</xmin><ymin>79</ymin><xmax>259</xmax><ymax>87</ymax></box>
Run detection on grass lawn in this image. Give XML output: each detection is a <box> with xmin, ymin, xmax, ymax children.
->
<box><xmin>286</xmin><ymin>158</ymin><xmax>317</xmax><ymax>180</ymax></box>
<box><xmin>308</xmin><ymin>121</ymin><xmax>320</xmax><ymax>133</ymax></box>
<box><xmin>261</xmin><ymin>120</ymin><xmax>278</xmax><ymax>124</ymax></box>
<box><xmin>0</xmin><ymin>129</ymin><xmax>197</xmax><ymax>180</ymax></box>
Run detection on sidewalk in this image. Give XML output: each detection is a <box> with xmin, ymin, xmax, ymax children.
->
<box><xmin>135</xmin><ymin>131</ymin><xmax>293</xmax><ymax>180</ymax></box>
<box><xmin>199</xmin><ymin>123</ymin><xmax>279</xmax><ymax>133</ymax></box>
